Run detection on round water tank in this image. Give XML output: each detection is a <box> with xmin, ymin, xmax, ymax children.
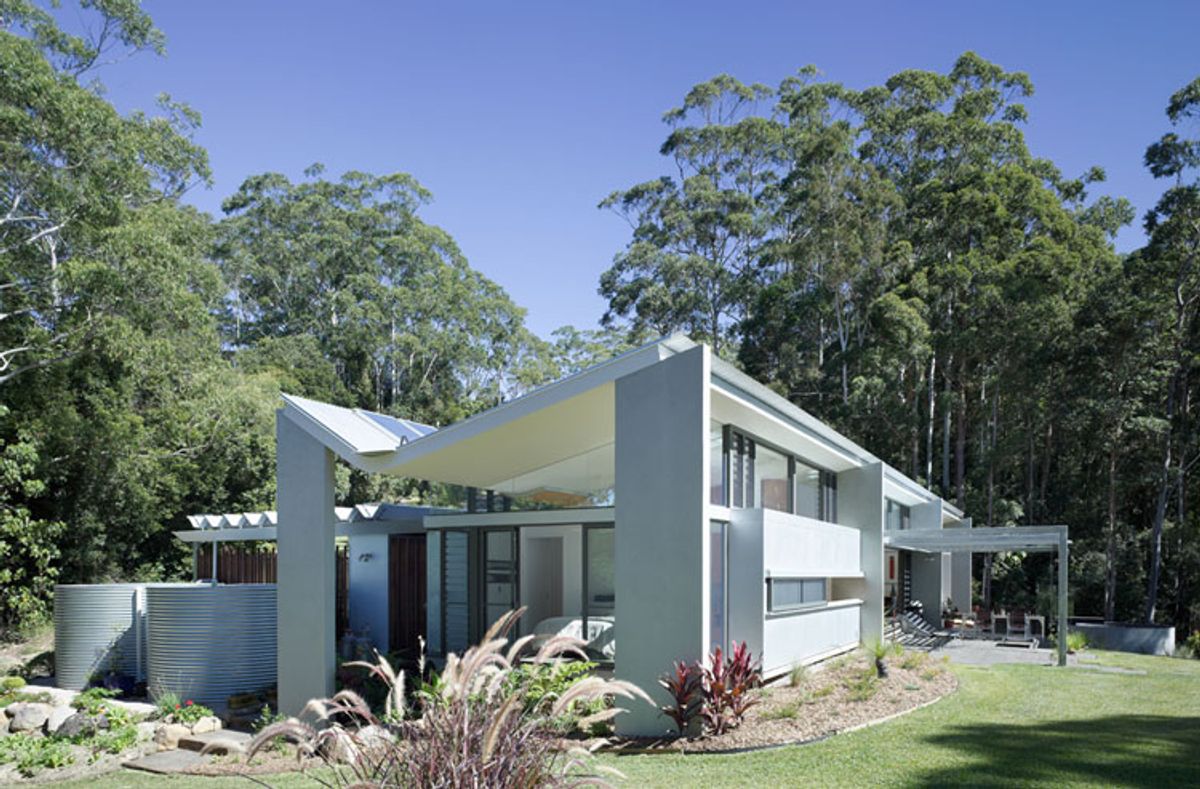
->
<box><xmin>145</xmin><ymin>584</ymin><xmax>276</xmax><ymax>706</ymax></box>
<box><xmin>54</xmin><ymin>584</ymin><xmax>147</xmax><ymax>691</ymax></box>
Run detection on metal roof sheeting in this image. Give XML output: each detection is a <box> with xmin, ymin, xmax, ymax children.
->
<box><xmin>280</xmin><ymin>394</ymin><xmax>437</xmax><ymax>455</ymax></box>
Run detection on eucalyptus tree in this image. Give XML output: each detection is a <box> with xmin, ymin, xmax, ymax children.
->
<box><xmin>598</xmin><ymin>75</ymin><xmax>783</xmax><ymax>357</ymax></box>
<box><xmin>214</xmin><ymin>168</ymin><xmax>550</xmax><ymax>424</ymax></box>
<box><xmin>1139</xmin><ymin>77</ymin><xmax>1200</xmax><ymax>623</ymax></box>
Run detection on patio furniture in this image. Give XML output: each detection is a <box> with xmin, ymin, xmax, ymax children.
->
<box><xmin>1009</xmin><ymin>609</ymin><xmax>1027</xmax><ymax>639</ymax></box>
<box><xmin>993</xmin><ymin>610</ymin><xmax>1009</xmax><ymax>639</ymax></box>
<box><xmin>1027</xmin><ymin>615</ymin><xmax>1046</xmax><ymax>642</ymax></box>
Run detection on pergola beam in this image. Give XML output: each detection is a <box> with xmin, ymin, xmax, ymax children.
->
<box><xmin>885</xmin><ymin>525</ymin><xmax>1070</xmax><ymax>668</ymax></box>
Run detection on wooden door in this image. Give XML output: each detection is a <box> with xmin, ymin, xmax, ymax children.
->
<box><xmin>388</xmin><ymin>533</ymin><xmax>427</xmax><ymax>663</ymax></box>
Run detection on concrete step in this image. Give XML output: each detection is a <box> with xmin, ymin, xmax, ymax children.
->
<box><xmin>123</xmin><ymin>749</ymin><xmax>210</xmax><ymax>774</ymax></box>
<box><xmin>178</xmin><ymin>729</ymin><xmax>252</xmax><ymax>754</ymax></box>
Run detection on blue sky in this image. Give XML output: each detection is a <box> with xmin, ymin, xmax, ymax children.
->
<box><xmin>95</xmin><ymin>1</ymin><xmax>1198</xmax><ymax>338</ymax></box>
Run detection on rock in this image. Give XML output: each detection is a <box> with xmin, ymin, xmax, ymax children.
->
<box><xmin>0</xmin><ymin>712</ymin><xmax>9</xmax><ymax>736</ymax></box>
<box><xmin>153</xmin><ymin>723</ymin><xmax>191</xmax><ymax>751</ymax></box>
<box><xmin>55</xmin><ymin>712</ymin><xmax>97</xmax><ymax>739</ymax></box>
<box><xmin>137</xmin><ymin>721</ymin><xmax>158</xmax><ymax>741</ymax></box>
<box><xmin>8</xmin><ymin>702</ymin><xmax>52</xmax><ymax>733</ymax></box>
<box><xmin>46</xmin><ymin>705</ymin><xmax>74</xmax><ymax>734</ymax></box>
<box><xmin>189</xmin><ymin>715</ymin><xmax>221</xmax><ymax>735</ymax></box>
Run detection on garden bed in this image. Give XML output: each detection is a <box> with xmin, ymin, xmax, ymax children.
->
<box><xmin>607</xmin><ymin>649</ymin><xmax>958</xmax><ymax>754</ymax></box>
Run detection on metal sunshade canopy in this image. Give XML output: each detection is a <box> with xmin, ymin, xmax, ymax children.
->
<box><xmin>885</xmin><ymin>525</ymin><xmax>1068</xmax><ymax>554</ymax></box>
<box><xmin>886</xmin><ymin>524</ymin><xmax>1070</xmax><ymax>668</ymax></box>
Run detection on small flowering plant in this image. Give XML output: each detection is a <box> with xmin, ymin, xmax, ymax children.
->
<box><xmin>171</xmin><ymin>698</ymin><xmax>214</xmax><ymax>725</ymax></box>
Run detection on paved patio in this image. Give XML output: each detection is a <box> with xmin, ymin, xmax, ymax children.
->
<box><xmin>931</xmin><ymin>639</ymin><xmax>1084</xmax><ymax>667</ymax></box>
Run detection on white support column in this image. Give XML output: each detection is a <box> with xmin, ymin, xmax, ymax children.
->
<box><xmin>276</xmin><ymin>412</ymin><xmax>337</xmax><ymax>716</ymax></box>
<box><xmin>614</xmin><ymin>345</ymin><xmax>709</xmax><ymax>736</ymax></box>
<box><xmin>836</xmin><ymin>463</ymin><xmax>885</xmax><ymax>645</ymax></box>
<box><xmin>1058</xmin><ymin>527</ymin><xmax>1069</xmax><ymax>667</ymax></box>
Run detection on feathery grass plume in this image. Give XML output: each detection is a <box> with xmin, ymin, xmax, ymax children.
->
<box><xmin>244</xmin><ymin>606</ymin><xmax>652</xmax><ymax>787</ymax></box>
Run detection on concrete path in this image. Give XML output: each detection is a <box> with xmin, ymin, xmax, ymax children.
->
<box><xmin>931</xmin><ymin>639</ymin><xmax>1081</xmax><ymax>666</ymax></box>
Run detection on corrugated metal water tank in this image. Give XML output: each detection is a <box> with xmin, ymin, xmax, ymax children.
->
<box><xmin>54</xmin><ymin>583</ymin><xmax>150</xmax><ymax>691</ymax></box>
<box><xmin>145</xmin><ymin>584</ymin><xmax>276</xmax><ymax>706</ymax></box>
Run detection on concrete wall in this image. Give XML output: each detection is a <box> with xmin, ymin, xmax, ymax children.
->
<box><xmin>762</xmin><ymin>509</ymin><xmax>861</xmax><ymax>578</ymax></box>
<box><xmin>909</xmin><ymin>500</ymin><xmax>947</xmax><ymax>623</ymax></box>
<box><xmin>950</xmin><ymin>517</ymin><xmax>972</xmax><ymax>612</ymax></box>
<box><xmin>910</xmin><ymin>552</ymin><xmax>944</xmax><ymax>623</ymax></box>
<box><xmin>614</xmin><ymin>345</ymin><xmax>709</xmax><ymax>735</ymax></box>
<box><xmin>727</xmin><ymin>511</ymin><xmax>762</xmax><ymax>661</ymax></box>
<box><xmin>763</xmin><ymin>602</ymin><xmax>861</xmax><ymax>675</ymax></box>
<box><xmin>348</xmin><ymin>533</ymin><xmax>390</xmax><ymax>650</ymax></box>
<box><xmin>836</xmin><ymin>463</ymin><xmax>885</xmax><ymax>644</ymax></box>
<box><xmin>276</xmin><ymin>413</ymin><xmax>336</xmax><ymax>716</ymax></box>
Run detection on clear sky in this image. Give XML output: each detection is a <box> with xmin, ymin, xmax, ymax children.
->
<box><xmin>94</xmin><ymin>1</ymin><xmax>1199</xmax><ymax>338</ymax></box>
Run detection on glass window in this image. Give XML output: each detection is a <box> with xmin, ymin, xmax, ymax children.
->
<box><xmin>822</xmin><ymin>471</ymin><xmax>838</xmax><ymax>522</ymax></box>
<box><xmin>709</xmin><ymin>521</ymin><xmax>727</xmax><ymax>652</ymax></box>
<box><xmin>757</xmin><ymin>444</ymin><xmax>791</xmax><ymax>513</ymax></box>
<box><xmin>710</xmin><ymin>422</ymin><xmax>727</xmax><ymax>506</ymax></box>
<box><xmin>583</xmin><ymin>526</ymin><xmax>616</xmax><ymax>661</ymax></box>
<box><xmin>794</xmin><ymin>462</ymin><xmax>822</xmax><ymax>519</ymax></box>
<box><xmin>767</xmin><ymin>577</ymin><xmax>828</xmax><ymax>613</ymax></box>
<box><xmin>886</xmin><ymin>499</ymin><xmax>910</xmax><ymax>531</ymax></box>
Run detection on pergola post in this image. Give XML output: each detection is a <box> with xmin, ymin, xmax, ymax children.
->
<box><xmin>1058</xmin><ymin>526</ymin><xmax>1069</xmax><ymax>667</ymax></box>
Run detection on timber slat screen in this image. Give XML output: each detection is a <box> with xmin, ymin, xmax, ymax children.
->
<box><xmin>196</xmin><ymin>544</ymin><xmax>350</xmax><ymax>634</ymax></box>
<box><xmin>388</xmin><ymin>534</ymin><xmax>427</xmax><ymax>661</ymax></box>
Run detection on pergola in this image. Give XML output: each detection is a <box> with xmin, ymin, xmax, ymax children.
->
<box><xmin>884</xmin><ymin>525</ymin><xmax>1070</xmax><ymax>666</ymax></box>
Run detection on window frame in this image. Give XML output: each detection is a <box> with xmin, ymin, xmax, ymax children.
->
<box><xmin>713</xmin><ymin>424</ymin><xmax>838</xmax><ymax>521</ymax></box>
<box><xmin>766</xmin><ymin>576</ymin><xmax>830</xmax><ymax>614</ymax></box>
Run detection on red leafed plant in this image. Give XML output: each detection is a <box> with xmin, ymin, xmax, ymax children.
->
<box><xmin>657</xmin><ymin>660</ymin><xmax>701</xmax><ymax>734</ymax></box>
<box><xmin>698</xmin><ymin>641</ymin><xmax>762</xmax><ymax>735</ymax></box>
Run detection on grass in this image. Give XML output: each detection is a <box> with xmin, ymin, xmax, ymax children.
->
<box><xmin>57</xmin><ymin>650</ymin><xmax>1200</xmax><ymax>788</ymax></box>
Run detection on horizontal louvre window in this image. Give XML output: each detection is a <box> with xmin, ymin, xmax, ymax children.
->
<box><xmin>767</xmin><ymin>577</ymin><xmax>828</xmax><ymax>613</ymax></box>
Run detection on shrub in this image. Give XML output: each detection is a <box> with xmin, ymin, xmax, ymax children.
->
<box><xmin>506</xmin><ymin>659</ymin><xmax>605</xmax><ymax>733</ymax></box>
<box><xmin>0</xmin><ymin>733</ymin><xmax>74</xmax><ymax>776</ymax></box>
<box><xmin>658</xmin><ymin>660</ymin><xmax>701</xmax><ymax>735</ymax></box>
<box><xmin>867</xmin><ymin>640</ymin><xmax>902</xmax><ymax>678</ymax></box>
<box><xmin>1184</xmin><ymin>630</ymin><xmax>1200</xmax><ymax>659</ymax></box>
<box><xmin>1</xmin><ymin>675</ymin><xmax>26</xmax><ymax>691</ymax></box>
<box><xmin>845</xmin><ymin>667</ymin><xmax>880</xmax><ymax>702</ymax></box>
<box><xmin>899</xmin><ymin>650</ymin><xmax>927</xmax><ymax>670</ymax></box>
<box><xmin>698</xmin><ymin>641</ymin><xmax>763</xmax><ymax>736</ymax></box>
<box><xmin>245</xmin><ymin>608</ymin><xmax>650</xmax><ymax>787</ymax></box>
<box><xmin>760</xmin><ymin>702</ymin><xmax>799</xmax><ymax>721</ymax></box>
<box><xmin>170</xmin><ymin>699</ymin><xmax>214</xmax><ymax>726</ymax></box>
<box><xmin>154</xmin><ymin>690</ymin><xmax>181</xmax><ymax>719</ymax></box>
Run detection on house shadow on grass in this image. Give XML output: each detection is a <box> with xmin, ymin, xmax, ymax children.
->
<box><xmin>913</xmin><ymin>715</ymin><xmax>1200</xmax><ymax>787</ymax></box>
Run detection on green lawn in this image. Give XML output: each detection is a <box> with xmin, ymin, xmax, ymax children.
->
<box><xmin>66</xmin><ymin>650</ymin><xmax>1200</xmax><ymax>788</ymax></box>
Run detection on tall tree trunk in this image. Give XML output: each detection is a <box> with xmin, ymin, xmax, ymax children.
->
<box><xmin>925</xmin><ymin>355</ymin><xmax>937</xmax><ymax>488</ymax></box>
<box><xmin>911</xmin><ymin>361</ymin><xmax>921</xmax><ymax>480</ymax></box>
<box><xmin>982</xmin><ymin>388</ymin><xmax>998</xmax><ymax>614</ymax></box>
<box><xmin>941</xmin><ymin>355</ymin><xmax>952</xmax><ymax>495</ymax></box>
<box><xmin>1145</xmin><ymin>368</ymin><xmax>1179</xmax><ymax>623</ymax></box>
<box><xmin>955</xmin><ymin>363</ymin><xmax>966</xmax><ymax>509</ymax></box>
<box><xmin>1104</xmin><ymin>445</ymin><xmax>1119</xmax><ymax>622</ymax></box>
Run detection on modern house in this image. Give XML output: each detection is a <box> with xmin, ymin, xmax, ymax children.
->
<box><xmin>272</xmin><ymin>334</ymin><xmax>982</xmax><ymax>735</ymax></box>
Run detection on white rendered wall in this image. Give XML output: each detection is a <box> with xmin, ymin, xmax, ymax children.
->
<box><xmin>909</xmin><ymin>501</ymin><xmax>947</xmax><ymax>621</ymax></box>
<box><xmin>348</xmin><ymin>533</ymin><xmax>390</xmax><ymax>650</ymax></box>
<box><xmin>763</xmin><ymin>602</ymin><xmax>861</xmax><ymax>675</ymax></box>
<box><xmin>276</xmin><ymin>413</ymin><xmax>337</xmax><ymax>716</ymax></box>
<box><xmin>762</xmin><ymin>509</ymin><xmax>861</xmax><ymax>578</ymax></box>
<box><xmin>614</xmin><ymin>345</ymin><xmax>709</xmax><ymax>736</ymax></box>
<box><xmin>836</xmin><ymin>463</ymin><xmax>885</xmax><ymax>644</ymax></box>
<box><xmin>729</xmin><ymin>508</ymin><xmax>862</xmax><ymax>676</ymax></box>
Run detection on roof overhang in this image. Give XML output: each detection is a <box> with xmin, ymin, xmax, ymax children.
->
<box><xmin>279</xmin><ymin>335</ymin><xmax>694</xmax><ymax>491</ymax></box>
<box><xmin>175</xmin><ymin>503</ymin><xmax>451</xmax><ymax>543</ymax></box>
<box><xmin>885</xmin><ymin>525</ymin><xmax>1068</xmax><ymax>554</ymax></box>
